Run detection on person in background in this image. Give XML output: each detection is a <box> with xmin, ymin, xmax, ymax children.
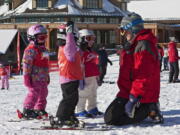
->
<box><xmin>50</xmin><ymin>21</ymin><xmax>83</xmax><ymax>127</ymax></box>
<box><xmin>0</xmin><ymin>64</ymin><xmax>9</xmax><ymax>90</ymax></box>
<box><xmin>162</xmin><ymin>45</ymin><xmax>169</xmax><ymax>71</ymax></box>
<box><xmin>157</xmin><ymin>44</ymin><xmax>164</xmax><ymax>71</ymax></box>
<box><xmin>75</xmin><ymin>29</ymin><xmax>103</xmax><ymax>118</ymax></box>
<box><xmin>22</xmin><ymin>24</ymin><xmax>50</xmax><ymax>119</ymax></box>
<box><xmin>168</xmin><ymin>37</ymin><xmax>180</xmax><ymax>83</ymax></box>
<box><xmin>97</xmin><ymin>46</ymin><xmax>113</xmax><ymax>85</ymax></box>
<box><xmin>104</xmin><ymin>12</ymin><xmax>163</xmax><ymax>126</ymax></box>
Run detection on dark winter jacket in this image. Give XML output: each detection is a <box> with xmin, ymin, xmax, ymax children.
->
<box><xmin>117</xmin><ymin>29</ymin><xmax>160</xmax><ymax>103</ymax></box>
<box><xmin>168</xmin><ymin>41</ymin><xmax>179</xmax><ymax>62</ymax></box>
<box><xmin>97</xmin><ymin>49</ymin><xmax>112</xmax><ymax>66</ymax></box>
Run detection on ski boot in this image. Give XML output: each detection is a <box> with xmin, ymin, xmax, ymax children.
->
<box><xmin>148</xmin><ymin>103</ymin><xmax>164</xmax><ymax>124</ymax></box>
<box><xmin>173</xmin><ymin>79</ymin><xmax>180</xmax><ymax>83</ymax></box>
<box><xmin>88</xmin><ymin>107</ymin><xmax>104</xmax><ymax>117</ymax></box>
<box><xmin>75</xmin><ymin>110</ymin><xmax>94</xmax><ymax>118</ymax></box>
<box><xmin>21</xmin><ymin>108</ymin><xmax>41</xmax><ymax>119</ymax></box>
<box><xmin>49</xmin><ymin>116</ymin><xmax>84</xmax><ymax>128</ymax></box>
<box><xmin>34</xmin><ymin>110</ymin><xmax>48</xmax><ymax>119</ymax></box>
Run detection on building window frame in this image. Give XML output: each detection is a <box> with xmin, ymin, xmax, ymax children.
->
<box><xmin>84</xmin><ymin>17</ymin><xmax>94</xmax><ymax>23</ymax></box>
<box><xmin>97</xmin><ymin>18</ymin><xmax>107</xmax><ymax>24</ymax></box>
<box><xmin>109</xmin><ymin>30</ymin><xmax>116</xmax><ymax>44</ymax></box>
<box><xmin>70</xmin><ymin>17</ymin><xmax>81</xmax><ymax>23</ymax></box>
<box><xmin>36</xmin><ymin>0</ymin><xmax>48</xmax><ymax>8</ymax></box>
<box><xmin>84</xmin><ymin>0</ymin><xmax>99</xmax><ymax>9</ymax></box>
<box><xmin>109</xmin><ymin>18</ymin><xmax>119</xmax><ymax>24</ymax></box>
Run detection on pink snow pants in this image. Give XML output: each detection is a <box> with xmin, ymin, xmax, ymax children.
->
<box><xmin>0</xmin><ymin>75</ymin><xmax>9</xmax><ymax>89</ymax></box>
<box><xmin>23</xmin><ymin>82</ymin><xmax>48</xmax><ymax>110</ymax></box>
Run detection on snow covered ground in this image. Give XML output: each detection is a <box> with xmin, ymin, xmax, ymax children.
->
<box><xmin>0</xmin><ymin>54</ymin><xmax>180</xmax><ymax>135</ymax></box>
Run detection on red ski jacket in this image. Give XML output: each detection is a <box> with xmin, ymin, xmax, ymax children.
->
<box><xmin>117</xmin><ymin>29</ymin><xmax>160</xmax><ymax>103</ymax></box>
<box><xmin>82</xmin><ymin>50</ymin><xmax>100</xmax><ymax>77</ymax></box>
<box><xmin>168</xmin><ymin>41</ymin><xmax>179</xmax><ymax>63</ymax></box>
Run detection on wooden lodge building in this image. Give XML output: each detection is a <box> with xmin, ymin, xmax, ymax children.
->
<box><xmin>0</xmin><ymin>0</ymin><xmax>180</xmax><ymax>73</ymax></box>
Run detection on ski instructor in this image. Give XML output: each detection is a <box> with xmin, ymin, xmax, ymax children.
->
<box><xmin>104</xmin><ymin>12</ymin><xmax>164</xmax><ymax>126</ymax></box>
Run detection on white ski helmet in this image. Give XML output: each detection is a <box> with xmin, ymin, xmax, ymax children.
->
<box><xmin>79</xmin><ymin>29</ymin><xmax>95</xmax><ymax>43</ymax></box>
<box><xmin>79</xmin><ymin>29</ymin><xmax>95</xmax><ymax>38</ymax></box>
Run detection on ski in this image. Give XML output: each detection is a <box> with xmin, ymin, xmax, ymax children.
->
<box><xmin>29</xmin><ymin>125</ymin><xmax>112</xmax><ymax>131</ymax></box>
<box><xmin>103</xmin><ymin>81</ymin><xmax>115</xmax><ymax>84</ymax></box>
<box><xmin>8</xmin><ymin>109</ymin><xmax>49</xmax><ymax>122</ymax></box>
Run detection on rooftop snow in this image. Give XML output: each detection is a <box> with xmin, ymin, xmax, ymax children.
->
<box><xmin>0</xmin><ymin>0</ymin><xmax>128</xmax><ymax>17</ymax></box>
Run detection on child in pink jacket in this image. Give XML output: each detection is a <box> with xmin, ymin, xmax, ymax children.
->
<box><xmin>22</xmin><ymin>24</ymin><xmax>50</xmax><ymax>119</ymax></box>
<box><xmin>0</xmin><ymin>64</ymin><xmax>9</xmax><ymax>90</ymax></box>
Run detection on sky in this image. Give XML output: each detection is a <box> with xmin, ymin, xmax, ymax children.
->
<box><xmin>128</xmin><ymin>0</ymin><xmax>180</xmax><ymax>19</ymax></box>
<box><xmin>0</xmin><ymin>54</ymin><xmax>180</xmax><ymax>134</ymax></box>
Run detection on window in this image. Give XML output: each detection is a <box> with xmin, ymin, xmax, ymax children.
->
<box><xmin>96</xmin><ymin>31</ymin><xmax>101</xmax><ymax>44</ymax></box>
<box><xmin>15</xmin><ymin>18</ymin><xmax>26</xmax><ymax>23</ymax></box>
<box><xmin>109</xmin><ymin>18</ymin><xmax>119</xmax><ymax>24</ymax></box>
<box><xmin>109</xmin><ymin>30</ymin><xmax>116</xmax><ymax>44</ymax></box>
<box><xmin>28</xmin><ymin>18</ymin><xmax>40</xmax><ymax>23</ymax></box>
<box><xmin>120</xmin><ymin>2</ymin><xmax>127</xmax><ymax>11</ymax></box>
<box><xmin>85</xmin><ymin>0</ymin><xmax>99</xmax><ymax>9</ymax></box>
<box><xmin>36</xmin><ymin>0</ymin><xmax>48</xmax><ymax>8</ymax></box>
<box><xmin>84</xmin><ymin>17</ymin><xmax>94</xmax><ymax>23</ymax></box>
<box><xmin>71</xmin><ymin>17</ymin><xmax>81</xmax><ymax>23</ymax></box>
<box><xmin>97</xmin><ymin>18</ymin><xmax>106</xmax><ymax>24</ymax></box>
<box><xmin>53</xmin><ymin>17</ymin><xmax>65</xmax><ymax>22</ymax></box>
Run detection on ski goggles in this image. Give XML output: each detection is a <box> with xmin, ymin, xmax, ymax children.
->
<box><xmin>36</xmin><ymin>34</ymin><xmax>47</xmax><ymax>41</ymax></box>
<box><xmin>85</xmin><ymin>36</ymin><xmax>96</xmax><ymax>42</ymax></box>
<box><xmin>119</xmin><ymin>28</ymin><xmax>126</xmax><ymax>36</ymax></box>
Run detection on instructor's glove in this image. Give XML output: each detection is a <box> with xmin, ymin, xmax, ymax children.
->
<box><xmin>79</xmin><ymin>80</ymin><xmax>85</xmax><ymax>90</ymax></box>
<box><xmin>47</xmin><ymin>75</ymin><xmax>50</xmax><ymax>85</ymax></box>
<box><xmin>125</xmin><ymin>94</ymin><xmax>141</xmax><ymax>118</ymax></box>
<box><xmin>109</xmin><ymin>61</ymin><xmax>113</xmax><ymax>66</ymax></box>
<box><xmin>24</xmin><ymin>74</ymin><xmax>32</xmax><ymax>88</ymax></box>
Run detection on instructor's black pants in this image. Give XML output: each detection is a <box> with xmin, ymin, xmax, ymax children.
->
<box><xmin>169</xmin><ymin>61</ymin><xmax>179</xmax><ymax>82</ymax></box>
<box><xmin>56</xmin><ymin>81</ymin><xmax>79</xmax><ymax>121</ymax></box>
<box><xmin>104</xmin><ymin>97</ymin><xmax>151</xmax><ymax>126</ymax></box>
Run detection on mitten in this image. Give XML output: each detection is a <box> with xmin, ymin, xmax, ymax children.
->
<box><xmin>66</xmin><ymin>21</ymin><xmax>74</xmax><ymax>33</ymax></box>
<box><xmin>24</xmin><ymin>74</ymin><xmax>32</xmax><ymax>88</ymax></box>
<box><xmin>110</xmin><ymin>61</ymin><xmax>113</xmax><ymax>66</ymax></box>
<box><xmin>47</xmin><ymin>75</ymin><xmax>50</xmax><ymax>85</ymax></box>
<box><xmin>79</xmin><ymin>80</ymin><xmax>85</xmax><ymax>90</ymax></box>
<box><xmin>125</xmin><ymin>94</ymin><xmax>141</xmax><ymax>118</ymax></box>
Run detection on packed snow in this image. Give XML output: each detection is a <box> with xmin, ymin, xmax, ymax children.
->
<box><xmin>0</xmin><ymin>54</ymin><xmax>180</xmax><ymax>135</ymax></box>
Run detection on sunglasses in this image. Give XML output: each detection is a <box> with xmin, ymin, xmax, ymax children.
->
<box><xmin>85</xmin><ymin>36</ymin><xmax>96</xmax><ymax>42</ymax></box>
<box><xmin>36</xmin><ymin>34</ymin><xmax>47</xmax><ymax>41</ymax></box>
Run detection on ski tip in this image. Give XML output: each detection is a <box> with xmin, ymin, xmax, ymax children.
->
<box><xmin>16</xmin><ymin>109</ymin><xmax>23</xmax><ymax>119</ymax></box>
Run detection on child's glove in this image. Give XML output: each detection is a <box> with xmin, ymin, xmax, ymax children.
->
<box><xmin>79</xmin><ymin>80</ymin><xmax>85</xmax><ymax>90</ymax></box>
<box><xmin>66</xmin><ymin>21</ymin><xmax>74</xmax><ymax>33</ymax></box>
<box><xmin>125</xmin><ymin>94</ymin><xmax>141</xmax><ymax>118</ymax></box>
<box><xmin>24</xmin><ymin>74</ymin><xmax>32</xmax><ymax>88</ymax></box>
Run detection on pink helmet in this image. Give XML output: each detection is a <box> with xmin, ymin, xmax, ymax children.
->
<box><xmin>27</xmin><ymin>24</ymin><xmax>47</xmax><ymax>41</ymax></box>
